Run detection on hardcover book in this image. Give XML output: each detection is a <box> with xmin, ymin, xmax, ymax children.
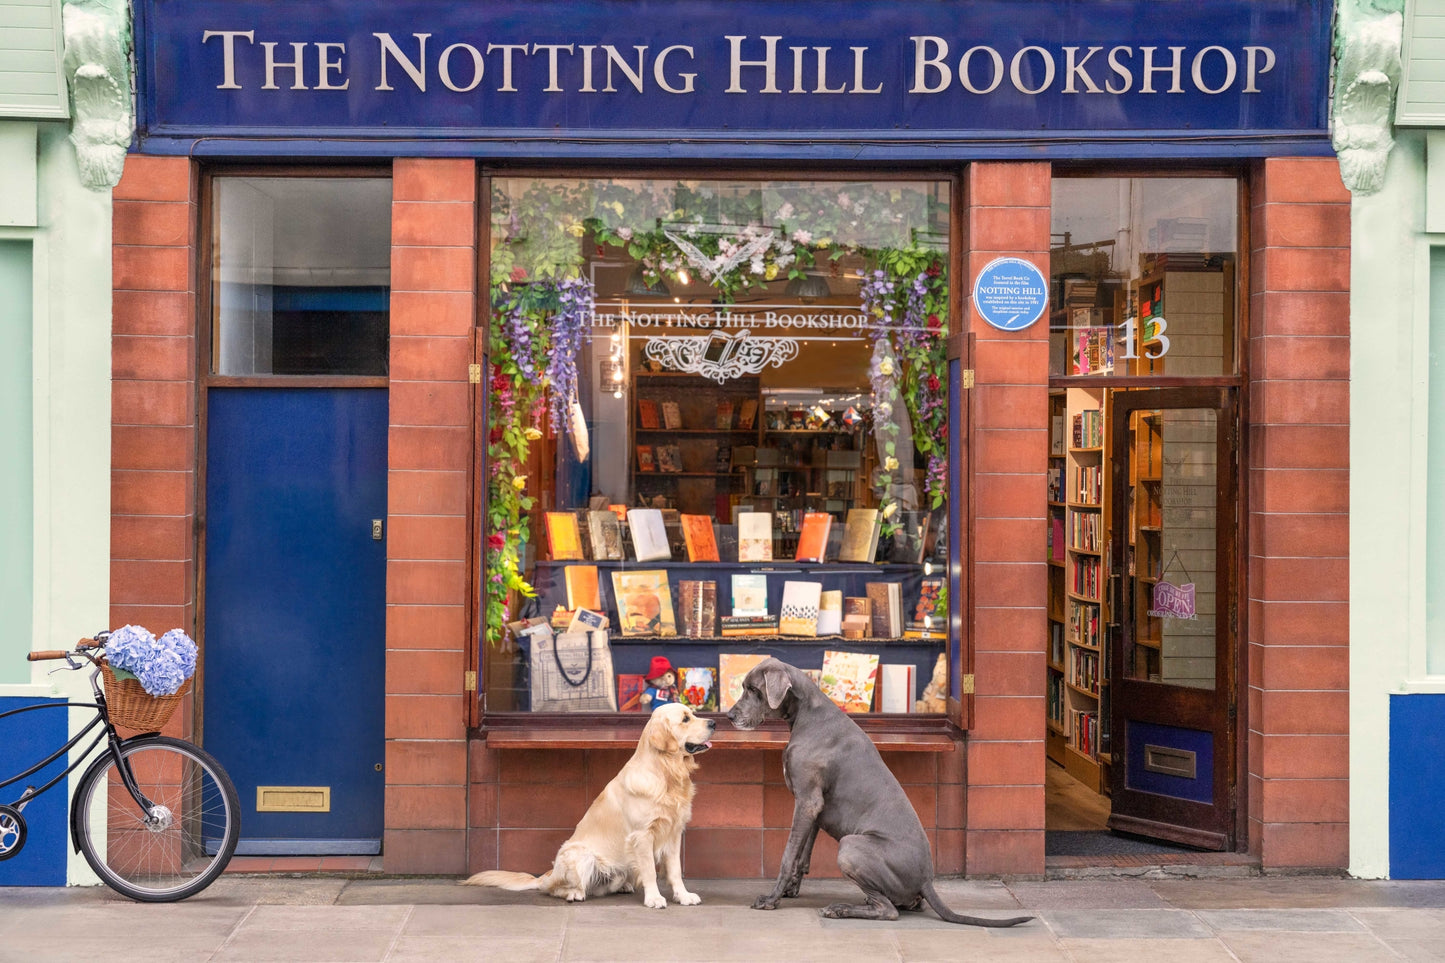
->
<box><xmin>636</xmin><ymin>445</ymin><xmax>657</xmax><ymax>472</ymax></box>
<box><xmin>564</xmin><ymin>565</ymin><xmax>601</xmax><ymax>612</ymax></box>
<box><xmin>720</xmin><ymin>614</ymin><xmax>779</xmax><ymax>637</ymax></box>
<box><xmin>843</xmin><ymin>596</ymin><xmax>873</xmax><ymax>621</ymax></box>
<box><xmin>816</xmin><ymin>590</ymin><xmax>843</xmax><ymax>636</ymax></box>
<box><xmin>662</xmin><ymin>400</ymin><xmax>683</xmax><ymax>430</ymax></box>
<box><xmin>545</xmin><ymin>511</ymin><xmax>585</xmax><ymax>561</ymax></box>
<box><xmin>879</xmin><ymin>663</ymin><xmax>917</xmax><ymax>714</ymax></box>
<box><xmin>588</xmin><ymin>510</ymin><xmax>624</xmax><ymax>561</ymax></box>
<box><xmin>627</xmin><ymin>508</ymin><xmax>672</xmax><ymax>562</ymax></box>
<box><xmin>677</xmin><ymin>666</ymin><xmax>717</xmax><ymax>711</ymax></box>
<box><xmin>566</xmin><ymin>607</ymin><xmax>608</xmax><ymax>635</ymax></box>
<box><xmin>913</xmin><ymin>578</ymin><xmax>945</xmax><ymax>628</ymax></box>
<box><xmin>716</xmin><ymin>400</ymin><xmax>734</xmax><ymax>429</ymax></box>
<box><xmin>610</xmin><ymin>569</ymin><xmax>677</xmax><ymax>637</ymax></box>
<box><xmin>678</xmin><ymin>579</ymin><xmax>717</xmax><ymax>638</ymax></box>
<box><xmin>731</xmin><ymin>573</ymin><xmax>770</xmax><ymax>616</ymax></box>
<box><xmin>838</xmin><ymin>508</ymin><xmax>881</xmax><ymax>563</ymax></box>
<box><xmin>617</xmin><ymin>673</ymin><xmax>647</xmax><ymax>712</ymax></box>
<box><xmin>680</xmin><ymin>514</ymin><xmax>721</xmax><ymax>562</ymax></box>
<box><xmin>656</xmin><ymin>444</ymin><xmax>683</xmax><ymax>473</ymax></box>
<box><xmin>737</xmin><ymin>511</ymin><xmax>774</xmax><ymax>562</ymax></box>
<box><xmin>737</xmin><ymin>398</ymin><xmax>759</xmax><ymax>430</ymax></box>
<box><xmin>719</xmin><ymin>653</ymin><xmax>770</xmax><ymax>710</ymax></box>
<box><xmin>638</xmin><ymin>399</ymin><xmax>660</xmax><ymax>429</ymax></box>
<box><xmin>819</xmin><ymin>650</ymin><xmax>881</xmax><ymax>713</ymax></box>
<box><xmin>793</xmin><ymin>512</ymin><xmax>833</xmax><ymax>564</ymax></box>
<box><xmin>865</xmin><ymin>581</ymin><xmax>903</xmax><ymax>638</ymax></box>
<box><xmin>779</xmin><ymin>581</ymin><xmax>823</xmax><ymax>636</ymax></box>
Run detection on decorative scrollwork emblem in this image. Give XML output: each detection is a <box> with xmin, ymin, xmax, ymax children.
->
<box><xmin>642</xmin><ymin>329</ymin><xmax>799</xmax><ymax>383</ymax></box>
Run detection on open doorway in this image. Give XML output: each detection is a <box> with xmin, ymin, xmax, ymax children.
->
<box><xmin>1043</xmin><ymin>173</ymin><xmax>1244</xmax><ymax>859</ymax></box>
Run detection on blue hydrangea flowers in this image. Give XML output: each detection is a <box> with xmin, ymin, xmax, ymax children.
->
<box><xmin>105</xmin><ymin>624</ymin><xmax>198</xmax><ymax>697</ymax></box>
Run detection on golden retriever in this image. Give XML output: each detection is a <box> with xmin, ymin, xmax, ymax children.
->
<box><xmin>463</xmin><ymin>702</ymin><xmax>715</xmax><ymax>908</ymax></box>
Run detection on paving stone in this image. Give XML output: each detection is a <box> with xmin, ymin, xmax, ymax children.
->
<box><xmin>201</xmin><ymin>877</ymin><xmax>350</xmax><ymax>905</ymax></box>
<box><xmin>1149</xmin><ymin>876</ymin><xmax>1371</xmax><ymax>909</ymax></box>
<box><xmin>1057</xmin><ymin>938</ymin><xmax>1237</xmax><ymax>963</ymax></box>
<box><xmin>1042</xmin><ymin>908</ymin><xmax>1213</xmax><ymax>939</ymax></box>
<box><xmin>1383</xmin><ymin>938</ymin><xmax>1445</xmax><ymax>961</ymax></box>
<box><xmin>1196</xmin><ymin>908</ymin><xmax>1365</xmax><ymax>932</ymax></box>
<box><xmin>895</xmin><ymin>928</ymin><xmax>1069</xmax><ymax>962</ymax></box>
<box><xmin>1218</xmin><ymin>930</ymin><xmax>1402</xmax><ymax>963</ymax></box>
<box><xmin>1351</xmin><ymin>906</ymin><xmax>1445</xmax><ymax>938</ymax></box>
<box><xmin>1008</xmin><ymin>879</ymin><xmax>1169</xmax><ymax>910</ymax></box>
<box><xmin>209</xmin><ymin>904</ymin><xmax>410</xmax><ymax>963</ymax></box>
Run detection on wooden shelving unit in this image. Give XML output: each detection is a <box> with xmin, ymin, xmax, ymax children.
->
<box><xmin>1060</xmin><ymin>387</ymin><xmax>1107</xmax><ymax>793</ymax></box>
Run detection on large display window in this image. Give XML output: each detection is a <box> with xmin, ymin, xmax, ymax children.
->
<box><xmin>481</xmin><ymin>175</ymin><xmax>955</xmax><ymax>717</ymax></box>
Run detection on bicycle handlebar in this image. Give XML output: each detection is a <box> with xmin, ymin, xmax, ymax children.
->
<box><xmin>27</xmin><ymin>650</ymin><xmax>71</xmax><ymax>662</ymax></box>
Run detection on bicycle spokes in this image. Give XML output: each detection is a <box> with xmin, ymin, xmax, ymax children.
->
<box><xmin>0</xmin><ymin>804</ymin><xmax>26</xmax><ymax>861</ymax></box>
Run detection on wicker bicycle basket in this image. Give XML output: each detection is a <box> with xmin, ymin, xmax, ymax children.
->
<box><xmin>100</xmin><ymin>661</ymin><xmax>191</xmax><ymax>731</ymax></box>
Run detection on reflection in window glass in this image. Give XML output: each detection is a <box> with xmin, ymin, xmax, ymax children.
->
<box><xmin>1049</xmin><ymin>178</ymin><xmax>1237</xmax><ymax>378</ymax></box>
<box><xmin>212</xmin><ymin>177</ymin><xmax>391</xmax><ymax>376</ymax></box>
<box><xmin>483</xmin><ymin>178</ymin><xmax>952</xmax><ymax>715</ymax></box>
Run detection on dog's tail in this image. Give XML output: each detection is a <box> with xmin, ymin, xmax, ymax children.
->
<box><xmin>461</xmin><ymin>869</ymin><xmax>551</xmax><ymax>891</ymax></box>
<box><xmin>921</xmin><ymin>880</ymin><xmax>1032</xmax><ymax>928</ymax></box>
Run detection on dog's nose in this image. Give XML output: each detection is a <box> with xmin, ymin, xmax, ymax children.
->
<box><xmin>706</xmin><ymin>718</ymin><xmax>717</xmax><ymax>731</ymax></box>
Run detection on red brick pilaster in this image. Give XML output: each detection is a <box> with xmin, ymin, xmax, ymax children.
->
<box><xmin>1246</xmin><ymin>158</ymin><xmax>1350</xmax><ymax>869</ymax></box>
<box><xmin>385</xmin><ymin>158</ymin><xmax>477</xmax><ymax>874</ymax></box>
<box><xmin>963</xmin><ymin>162</ymin><xmax>1052</xmax><ymax>876</ymax></box>
<box><xmin>111</xmin><ymin>156</ymin><xmax>198</xmax><ymax>740</ymax></box>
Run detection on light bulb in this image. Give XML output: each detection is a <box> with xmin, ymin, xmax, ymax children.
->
<box><xmin>677</xmin><ymin>269</ymin><xmax>690</xmax><ymax>285</ymax></box>
<box><xmin>613</xmin><ymin>369</ymin><xmax>624</xmax><ymax>382</ymax></box>
<box><xmin>924</xmin><ymin>559</ymin><xmax>934</xmax><ymax>576</ymax></box>
<box><xmin>613</xmin><ymin>389</ymin><xmax>623</xmax><ymax>399</ymax></box>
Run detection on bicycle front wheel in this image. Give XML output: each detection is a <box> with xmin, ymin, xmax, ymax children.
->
<box><xmin>72</xmin><ymin>735</ymin><xmax>240</xmax><ymax>901</ymax></box>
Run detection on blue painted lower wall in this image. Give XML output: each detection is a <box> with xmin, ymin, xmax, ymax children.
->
<box><xmin>0</xmin><ymin>697</ymin><xmax>69</xmax><ymax>886</ymax></box>
<box><xmin>1390</xmin><ymin>693</ymin><xmax>1445</xmax><ymax>879</ymax></box>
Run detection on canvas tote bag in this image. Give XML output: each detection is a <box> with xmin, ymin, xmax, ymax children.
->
<box><xmin>530</xmin><ymin>629</ymin><xmax>617</xmax><ymax>712</ymax></box>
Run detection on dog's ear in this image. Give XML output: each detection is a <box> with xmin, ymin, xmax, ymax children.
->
<box><xmin>762</xmin><ymin>664</ymin><xmax>794</xmax><ymax>710</ymax></box>
<box><xmin>646</xmin><ymin>714</ymin><xmax>679</xmax><ymax>754</ymax></box>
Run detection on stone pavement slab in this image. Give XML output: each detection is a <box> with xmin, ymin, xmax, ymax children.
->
<box><xmin>4</xmin><ymin>875</ymin><xmax>1445</xmax><ymax>962</ymax></box>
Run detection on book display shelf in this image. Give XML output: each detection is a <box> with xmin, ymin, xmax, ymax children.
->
<box><xmin>631</xmin><ymin>372</ymin><xmax>761</xmax><ymax>519</ymax></box>
<box><xmin>1059</xmin><ymin>386</ymin><xmax>1107</xmax><ymax>792</ymax></box>
<box><xmin>1045</xmin><ymin>391</ymin><xmax>1068</xmax><ymax>764</ymax></box>
<box><xmin>1126</xmin><ymin>408</ymin><xmax>1164</xmax><ymax>681</ymax></box>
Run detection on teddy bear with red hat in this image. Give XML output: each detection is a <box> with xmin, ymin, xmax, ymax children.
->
<box><xmin>639</xmin><ymin>656</ymin><xmax>679</xmax><ymax>711</ymax></box>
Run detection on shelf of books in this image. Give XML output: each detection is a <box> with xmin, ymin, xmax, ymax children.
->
<box><xmin>632</xmin><ymin>373</ymin><xmax>761</xmax><ymax>520</ymax></box>
<box><xmin>1061</xmin><ymin>387</ymin><xmax>1107</xmax><ymax>792</ymax></box>
<box><xmin>516</xmin><ymin>500</ymin><xmax>949</xmax><ymax>717</ymax></box>
<box><xmin>1127</xmin><ymin>408</ymin><xmax>1165</xmax><ymax>680</ymax></box>
<box><xmin>1045</xmin><ymin>390</ymin><xmax>1068</xmax><ymax>764</ymax></box>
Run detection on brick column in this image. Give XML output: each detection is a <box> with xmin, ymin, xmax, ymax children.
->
<box><xmin>963</xmin><ymin>162</ymin><xmax>1052</xmax><ymax>875</ymax></box>
<box><xmin>111</xmin><ymin>156</ymin><xmax>198</xmax><ymax>739</ymax></box>
<box><xmin>384</xmin><ymin>158</ymin><xmax>477</xmax><ymax>873</ymax></box>
<box><xmin>1247</xmin><ymin>158</ymin><xmax>1350</xmax><ymax>869</ymax></box>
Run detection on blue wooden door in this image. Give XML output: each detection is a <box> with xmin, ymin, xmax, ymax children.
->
<box><xmin>204</xmin><ymin>388</ymin><xmax>387</xmax><ymax>854</ymax></box>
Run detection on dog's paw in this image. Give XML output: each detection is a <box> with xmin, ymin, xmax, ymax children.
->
<box><xmin>619</xmin><ymin>882</ymin><xmax>635</xmax><ymax>894</ymax></box>
<box><xmin>644</xmin><ymin>891</ymin><xmax>668</xmax><ymax>909</ymax></box>
<box><xmin>673</xmin><ymin>890</ymin><xmax>701</xmax><ymax>906</ymax></box>
<box><xmin>563</xmin><ymin>890</ymin><xmax>587</xmax><ymax>902</ymax></box>
<box><xmin>752</xmin><ymin>896</ymin><xmax>779</xmax><ymax>911</ymax></box>
<box><xmin>821</xmin><ymin>902</ymin><xmax>849</xmax><ymax>919</ymax></box>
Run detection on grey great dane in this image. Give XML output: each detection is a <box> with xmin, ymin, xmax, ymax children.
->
<box><xmin>727</xmin><ymin>657</ymin><xmax>1032</xmax><ymax>927</ymax></box>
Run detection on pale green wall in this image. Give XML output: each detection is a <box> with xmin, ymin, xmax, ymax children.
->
<box><xmin>1351</xmin><ymin>129</ymin><xmax>1430</xmax><ymax>880</ymax></box>
<box><xmin>0</xmin><ymin>240</ymin><xmax>33</xmax><ymax>685</ymax></box>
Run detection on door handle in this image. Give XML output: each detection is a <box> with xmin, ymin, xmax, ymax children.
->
<box><xmin>371</xmin><ymin>518</ymin><xmax>384</xmax><ymax>540</ymax></box>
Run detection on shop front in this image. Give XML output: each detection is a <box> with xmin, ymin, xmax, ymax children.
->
<box><xmin>112</xmin><ymin>0</ymin><xmax>1348</xmax><ymax>876</ymax></box>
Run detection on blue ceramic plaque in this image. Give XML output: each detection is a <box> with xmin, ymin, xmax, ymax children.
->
<box><xmin>972</xmin><ymin>257</ymin><xmax>1048</xmax><ymax>332</ymax></box>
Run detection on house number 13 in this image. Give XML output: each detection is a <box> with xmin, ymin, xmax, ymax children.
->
<box><xmin>1117</xmin><ymin>317</ymin><xmax>1170</xmax><ymax>360</ymax></box>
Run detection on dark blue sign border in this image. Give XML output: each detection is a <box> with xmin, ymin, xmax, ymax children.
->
<box><xmin>134</xmin><ymin>0</ymin><xmax>1333</xmax><ymax>160</ymax></box>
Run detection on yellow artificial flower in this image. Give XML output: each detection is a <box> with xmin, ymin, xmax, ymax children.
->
<box><xmin>523</xmin><ymin>427</ymin><xmax>543</xmax><ymax>440</ymax></box>
<box><xmin>608</xmin><ymin>201</ymin><xmax>625</xmax><ymax>216</ymax></box>
<box><xmin>764</xmin><ymin>263</ymin><xmax>779</xmax><ymax>281</ymax></box>
<box><xmin>512</xmin><ymin>475</ymin><xmax>528</xmax><ymax>490</ymax></box>
<box><xmin>567</xmin><ymin>222</ymin><xmax>585</xmax><ymax>237</ymax></box>
<box><xmin>884</xmin><ymin>456</ymin><xmax>899</xmax><ymax>471</ymax></box>
<box><xmin>882</xmin><ymin>502</ymin><xmax>898</xmax><ymax>519</ymax></box>
<box><xmin>879</xmin><ymin>358</ymin><xmax>895</xmax><ymax>376</ymax></box>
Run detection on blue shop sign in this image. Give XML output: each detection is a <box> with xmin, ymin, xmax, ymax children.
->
<box><xmin>135</xmin><ymin>0</ymin><xmax>1332</xmax><ymax>158</ymax></box>
<box><xmin>973</xmin><ymin>258</ymin><xmax>1049</xmax><ymax>332</ymax></box>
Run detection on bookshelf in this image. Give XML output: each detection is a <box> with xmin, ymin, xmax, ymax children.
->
<box><xmin>631</xmin><ymin>372</ymin><xmax>761</xmax><ymax>519</ymax></box>
<box><xmin>1121</xmin><ymin>253</ymin><xmax>1235</xmax><ymax>378</ymax></box>
<box><xmin>1062</xmin><ymin>386</ymin><xmax>1106</xmax><ymax>792</ymax></box>
<box><xmin>1126</xmin><ymin>408</ymin><xmax>1164</xmax><ymax>681</ymax></box>
<box><xmin>1045</xmin><ymin>391</ymin><xmax>1068</xmax><ymax>764</ymax></box>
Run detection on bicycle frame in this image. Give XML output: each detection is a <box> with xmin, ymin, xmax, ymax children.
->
<box><xmin>0</xmin><ymin>669</ymin><xmax>158</xmax><ymax>826</ymax></box>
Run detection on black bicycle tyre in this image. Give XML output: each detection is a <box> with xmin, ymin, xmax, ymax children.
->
<box><xmin>71</xmin><ymin>735</ymin><xmax>240</xmax><ymax>902</ymax></box>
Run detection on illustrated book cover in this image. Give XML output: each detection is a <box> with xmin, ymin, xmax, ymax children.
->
<box><xmin>564</xmin><ymin>565</ymin><xmax>601</xmax><ymax>612</ymax></box>
<box><xmin>627</xmin><ymin>508</ymin><xmax>672</xmax><ymax>562</ymax></box>
<box><xmin>718</xmin><ymin>653</ymin><xmax>770</xmax><ymax>710</ymax></box>
<box><xmin>545</xmin><ymin>511</ymin><xmax>585</xmax><ymax>561</ymax></box>
<box><xmin>792</xmin><ymin>512</ymin><xmax>833</xmax><ymax>564</ymax></box>
<box><xmin>737</xmin><ymin>511</ymin><xmax>774</xmax><ymax>562</ymax></box>
<box><xmin>636</xmin><ymin>445</ymin><xmax>656</xmax><ymax>472</ymax></box>
<box><xmin>662</xmin><ymin>400</ymin><xmax>683</xmax><ymax>430</ymax></box>
<box><xmin>617</xmin><ymin>673</ymin><xmax>647</xmax><ymax>712</ymax></box>
<box><xmin>730</xmin><ymin>572</ymin><xmax>770</xmax><ymax>616</ymax></box>
<box><xmin>680</xmin><ymin>514</ymin><xmax>721</xmax><ymax>562</ymax></box>
<box><xmin>677</xmin><ymin>666</ymin><xmax>718</xmax><ymax>711</ymax></box>
<box><xmin>588</xmin><ymin>510</ymin><xmax>624</xmax><ymax>561</ymax></box>
<box><xmin>816</xmin><ymin>589</ymin><xmax>843</xmax><ymax>636</ymax></box>
<box><xmin>638</xmin><ymin>399</ymin><xmax>660</xmax><ymax>429</ymax></box>
<box><xmin>819</xmin><ymin>650</ymin><xmax>881</xmax><ymax>713</ymax></box>
<box><xmin>778</xmin><ymin>580</ymin><xmax>823</xmax><ymax>636</ymax></box>
<box><xmin>678</xmin><ymin>579</ymin><xmax>717</xmax><ymax>638</ymax></box>
<box><xmin>610</xmin><ymin>569</ymin><xmax>677</xmax><ymax>636</ymax></box>
<box><xmin>838</xmin><ymin>508</ymin><xmax>881</xmax><ymax>563</ymax></box>
<box><xmin>656</xmin><ymin>444</ymin><xmax>683</xmax><ymax>473</ymax></box>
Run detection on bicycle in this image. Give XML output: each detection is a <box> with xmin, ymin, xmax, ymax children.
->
<box><xmin>0</xmin><ymin>632</ymin><xmax>240</xmax><ymax>901</ymax></box>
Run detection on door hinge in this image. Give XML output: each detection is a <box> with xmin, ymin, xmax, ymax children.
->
<box><xmin>464</xmin><ymin>670</ymin><xmax>477</xmax><ymax>692</ymax></box>
<box><xmin>961</xmin><ymin>369</ymin><xmax>975</xmax><ymax>389</ymax></box>
<box><xmin>961</xmin><ymin>673</ymin><xmax>975</xmax><ymax>695</ymax></box>
<box><xmin>468</xmin><ymin>363</ymin><xmax>482</xmax><ymax>384</ymax></box>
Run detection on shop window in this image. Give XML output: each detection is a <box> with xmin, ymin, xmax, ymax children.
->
<box><xmin>211</xmin><ymin>177</ymin><xmax>391</xmax><ymax>376</ymax></box>
<box><xmin>1049</xmin><ymin>178</ymin><xmax>1238</xmax><ymax>379</ymax></box>
<box><xmin>483</xmin><ymin>177</ymin><xmax>953</xmax><ymax>717</ymax></box>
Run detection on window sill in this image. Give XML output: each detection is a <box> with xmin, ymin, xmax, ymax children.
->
<box><xmin>480</xmin><ymin>718</ymin><xmax>959</xmax><ymax>752</ymax></box>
